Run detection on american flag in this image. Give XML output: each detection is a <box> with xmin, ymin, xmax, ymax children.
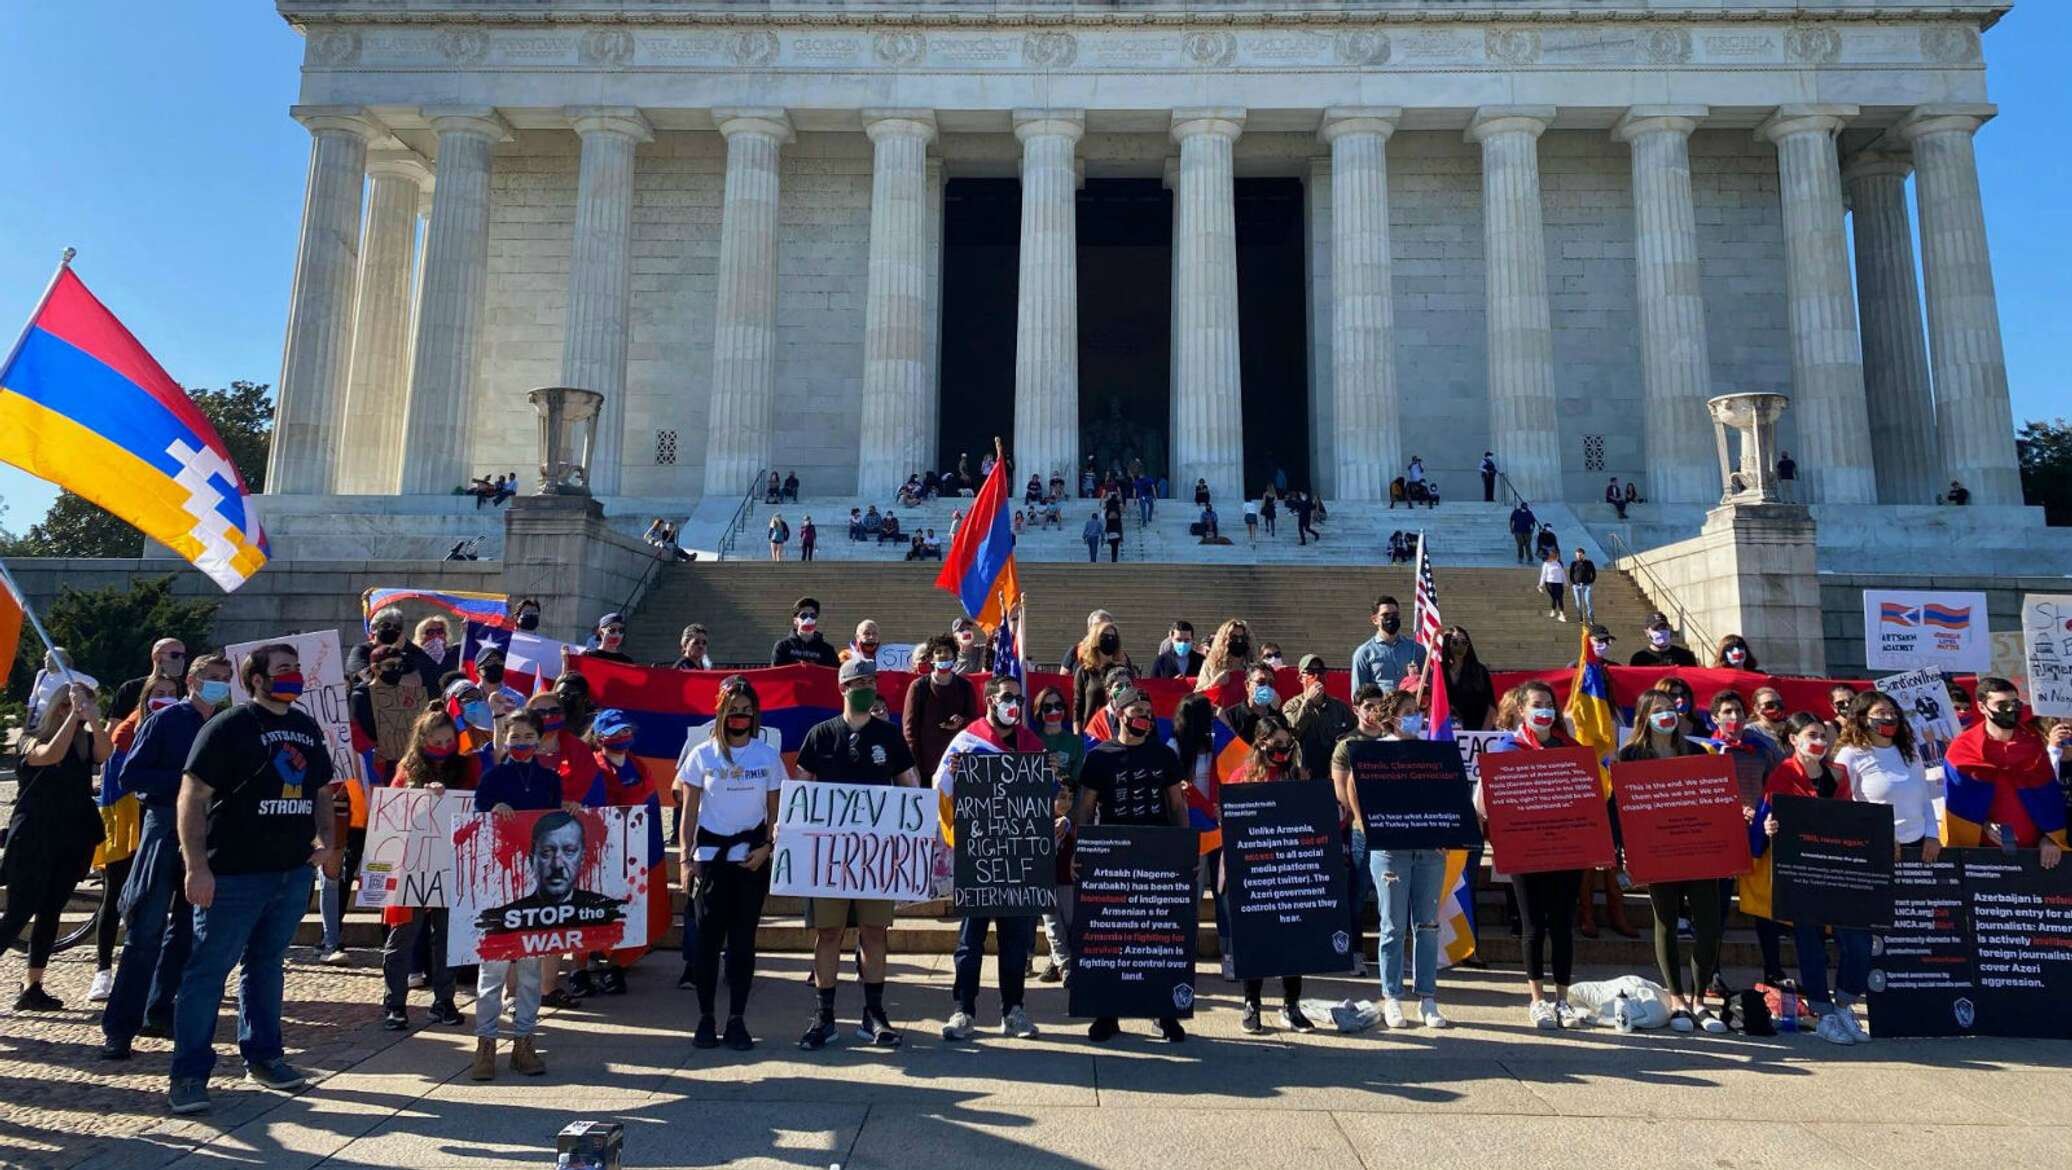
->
<box><xmin>1412</xmin><ymin>531</ymin><xmax>1444</xmax><ymax>657</ymax></box>
<box><xmin>990</xmin><ymin>591</ymin><xmax>1023</xmax><ymax>685</ymax></box>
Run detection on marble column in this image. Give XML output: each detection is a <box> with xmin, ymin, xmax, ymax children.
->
<box><xmin>1898</xmin><ymin>104</ymin><xmax>2022</xmax><ymax>506</ymax></box>
<box><xmin>1467</xmin><ymin>106</ymin><xmax>1561</xmax><ymax>504</ymax></box>
<box><xmin>269</xmin><ymin>106</ymin><xmax>379</xmax><ymax>495</ymax></box>
<box><xmin>1758</xmin><ymin>105</ymin><xmax>1876</xmax><ymax>505</ymax></box>
<box><xmin>399</xmin><ymin>107</ymin><xmax>510</xmax><ymax>496</ymax></box>
<box><xmin>702</xmin><ymin>109</ymin><xmax>791</xmax><ymax>500</ymax></box>
<box><xmin>857</xmin><ymin>110</ymin><xmax>937</xmax><ymax>495</ymax></box>
<box><xmin>1011</xmin><ymin>110</ymin><xmax>1084</xmax><ymax>494</ymax></box>
<box><xmin>1171</xmin><ymin>108</ymin><xmax>1246</xmax><ymax>510</ymax></box>
<box><xmin>336</xmin><ymin>148</ymin><xmax>430</xmax><ymax>495</ymax></box>
<box><xmin>561</xmin><ymin>107</ymin><xmax>652</xmax><ymax>498</ymax></box>
<box><xmin>1320</xmin><ymin>108</ymin><xmax>1402</xmax><ymax>502</ymax></box>
<box><xmin>1843</xmin><ymin>149</ymin><xmax>1939</xmax><ymax>504</ymax></box>
<box><xmin>1614</xmin><ymin>106</ymin><xmax>1717</xmax><ymax>506</ymax></box>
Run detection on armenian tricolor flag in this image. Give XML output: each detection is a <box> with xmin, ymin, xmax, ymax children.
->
<box><xmin>1564</xmin><ymin>624</ymin><xmax>1620</xmax><ymax>793</ymax></box>
<box><xmin>0</xmin><ymin>257</ymin><xmax>267</xmax><ymax>589</ymax></box>
<box><xmin>934</xmin><ymin>444</ymin><xmax>1021</xmax><ymax>632</ymax></box>
<box><xmin>1942</xmin><ymin>721</ymin><xmax>2068</xmax><ymax>849</ymax></box>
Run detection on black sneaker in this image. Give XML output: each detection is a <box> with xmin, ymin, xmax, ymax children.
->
<box><xmin>677</xmin><ymin>963</ymin><xmax>695</xmax><ymax>991</ymax></box>
<box><xmin>693</xmin><ymin>1016</ymin><xmax>720</xmax><ymax>1049</ymax></box>
<box><xmin>13</xmin><ymin>985</ymin><xmax>62</xmax><ymax>1012</ymax></box>
<box><xmin>567</xmin><ymin>970</ymin><xmax>597</xmax><ymax>999</ymax></box>
<box><xmin>723</xmin><ymin>1017</ymin><xmax>754</xmax><ymax>1052</ymax></box>
<box><xmin>1037</xmin><ymin>960</ymin><xmax>1063</xmax><ymax>984</ymax></box>
<box><xmin>541</xmin><ymin>989</ymin><xmax>578</xmax><ymax>1010</ymax></box>
<box><xmin>381</xmin><ymin>1007</ymin><xmax>409</xmax><ymax>1031</ymax></box>
<box><xmin>427</xmin><ymin>1001</ymin><xmax>465</xmax><ymax>1027</ymax></box>
<box><xmin>99</xmin><ymin>1036</ymin><xmax>134</xmax><ymax>1061</ymax></box>
<box><xmin>798</xmin><ymin>1018</ymin><xmax>839</xmax><ymax>1051</ymax></box>
<box><xmin>1279</xmin><ymin>1004</ymin><xmax>1316</xmax><ymax>1033</ymax></box>
<box><xmin>857</xmin><ymin>1011</ymin><xmax>902</xmax><ymax>1048</ymax></box>
<box><xmin>1087</xmin><ymin>1017</ymin><xmax>1119</xmax><ymax>1043</ymax></box>
<box><xmin>1156</xmin><ymin>1018</ymin><xmax>1188</xmax><ymax>1044</ymax></box>
<box><xmin>1239</xmin><ymin>1003</ymin><xmax>1265</xmax><ymax>1034</ymax></box>
<box><xmin>597</xmin><ymin>968</ymin><xmax>629</xmax><ymax>996</ymax></box>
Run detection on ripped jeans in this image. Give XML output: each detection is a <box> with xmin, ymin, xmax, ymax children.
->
<box><xmin>1370</xmin><ymin>848</ymin><xmax>1446</xmax><ymax>1002</ymax></box>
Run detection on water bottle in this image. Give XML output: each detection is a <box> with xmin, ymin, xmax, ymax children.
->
<box><xmin>1613</xmin><ymin>990</ymin><xmax>1634</xmax><ymax>1034</ymax></box>
<box><xmin>1776</xmin><ymin>987</ymin><xmax>1799</xmax><ymax>1034</ymax></box>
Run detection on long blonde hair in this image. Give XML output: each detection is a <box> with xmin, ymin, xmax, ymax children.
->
<box><xmin>1076</xmin><ymin>620</ymin><xmax>1122</xmax><ymax>673</ymax></box>
<box><xmin>1196</xmin><ymin>618</ymin><xmax>1251</xmax><ymax>686</ymax></box>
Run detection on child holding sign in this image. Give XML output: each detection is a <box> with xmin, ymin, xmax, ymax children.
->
<box><xmin>379</xmin><ymin>711</ymin><xmax>478</xmax><ymax>1033</ymax></box>
<box><xmin>468</xmin><ymin>712</ymin><xmax>559</xmax><ymax>1081</ymax></box>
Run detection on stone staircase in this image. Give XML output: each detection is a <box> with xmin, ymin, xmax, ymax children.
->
<box><xmin>627</xmin><ymin>560</ymin><xmax>1653</xmax><ymax>671</ymax></box>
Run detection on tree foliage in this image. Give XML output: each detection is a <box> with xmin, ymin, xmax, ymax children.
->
<box><xmin>2017</xmin><ymin>417</ymin><xmax>2072</xmax><ymax>527</ymax></box>
<box><xmin>0</xmin><ymin>381</ymin><xmax>274</xmax><ymax>558</ymax></box>
<box><xmin>5</xmin><ymin>574</ymin><xmax>218</xmax><ymax>706</ymax></box>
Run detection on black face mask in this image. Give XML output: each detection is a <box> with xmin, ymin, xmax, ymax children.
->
<box><xmin>1380</xmin><ymin>615</ymin><xmax>1401</xmax><ymax>635</ymax></box>
<box><xmin>481</xmin><ymin>663</ymin><xmax>505</xmax><ymax>685</ymax></box>
<box><xmin>1227</xmin><ymin>638</ymin><xmax>1250</xmax><ymax>658</ymax></box>
<box><xmin>516</xmin><ymin>612</ymin><xmax>541</xmax><ymax>632</ymax></box>
<box><xmin>1098</xmin><ymin>633</ymin><xmax>1120</xmax><ymax>654</ymax></box>
<box><xmin>375</xmin><ymin>626</ymin><xmax>401</xmax><ymax>645</ymax></box>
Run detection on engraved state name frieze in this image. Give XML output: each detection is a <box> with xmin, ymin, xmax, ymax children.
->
<box><xmin>790</xmin><ymin>36</ymin><xmax>861</xmax><ymax>63</ymax></box>
<box><xmin>1698</xmin><ymin>32</ymin><xmax>1780</xmax><ymax>61</ymax></box>
<box><xmin>1238</xmin><ymin>33</ymin><xmax>1330</xmax><ymax>64</ymax></box>
<box><xmin>929</xmin><ymin>36</ymin><xmax>1015</xmax><ymax>65</ymax></box>
<box><xmin>636</xmin><ymin>34</ymin><xmax>733</xmax><ymax>63</ymax></box>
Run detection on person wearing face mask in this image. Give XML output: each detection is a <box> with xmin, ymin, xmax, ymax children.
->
<box><xmin>1284</xmin><ymin>654</ymin><xmax>1357</xmax><ymax>785</ymax></box>
<box><xmin>1073</xmin><ymin>688</ymin><xmax>1190</xmax><ymax>1043</ymax></box>
<box><xmin>1223</xmin><ymin>716</ymin><xmax>1318</xmax><ymax>1034</ymax></box>
<box><xmin>98</xmin><ymin>654</ymin><xmax>234</xmax><ymax>1060</ymax></box>
<box><xmin>839</xmin><ymin>619</ymin><xmax>883</xmax><ymax>668</ymax></box>
<box><xmin>677</xmin><ymin>677</ymin><xmax>786</xmax><ymax>1051</ymax></box>
<box><xmin>1708</xmin><ymin>690</ymin><xmax>1787</xmax><ymax>987</ymax></box>
<box><xmin>443</xmin><ymin>678</ymin><xmax>497</xmax><ymax>758</ymax></box>
<box><xmin>771</xmin><ymin>597</ymin><xmax>840</xmax><ymax>668</ymax></box>
<box><xmin>935</xmin><ymin>675</ymin><xmax>1049</xmax><ymax>1040</ymax></box>
<box><xmin>1750</xmin><ymin>687</ymin><xmax>1790</xmax><ymax>743</ymax></box>
<box><xmin>1194</xmin><ymin>618</ymin><xmax>1255</xmax><ymax>696</ymax></box>
<box><xmin>582</xmin><ymin>612</ymin><xmax>634</xmax><ymax>664</ymax></box>
<box><xmin>578</xmin><ymin>710</ymin><xmax>663</xmax><ymax>995</ymax></box>
<box><xmin>1567</xmin><ymin>548</ymin><xmax>1598</xmax><ymax>624</ymax></box>
<box><xmin>1825</xmin><ymin>685</ymin><xmax>1859</xmax><ymax>737</ymax></box>
<box><xmin>1711</xmin><ymin>635</ymin><xmax>1760</xmax><ymax>673</ymax></box>
<box><xmin>467</xmin><ymin>711</ymin><xmax>560</xmax><ymax>1081</ymax></box>
<box><xmin>1351</xmin><ymin>596</ymin><xmax>1425</xmax><ymax>696</ymax></box>
<box><xmin>349</xmin><ymin>606</ymin><xmax>418</xmax><ymax>686</ymax></box>
<box><xmin>379</xmin><ymin>710</ymin><xmax>480</xmax><ymax>1033</ymax></box>
<box><xmin>169</xmin><ymin>644</ymin><xmax>339</xmax><ymax>1114</ymax></box>
<box><xmin>113</xmin><ymin>637</ymin><xmax>188</xmax><ymax>722</ymax></box>
<box><xmin>89</xmin><ymin>677</ymin><xmax>180</xmax><ymax>1004</ymax></box>
<box><xmin>415</xmin><ymin>617</ymin><xmax>461</xmax><ymax>682</ymax></box>
<box><xmin>475</xmin><ymin>648</ymin><xmax>524</xmax><ymax>709</ymax></box>
<box><xmin>1031</xmin><ymin>686</ymin><xmax>1084</xmax><ymax>982</ymax></box>
<box><xmin>1072</xmin><ymin>621</ymin><xmax>1133</xmax><ymax>733</ymax></box>
<box><xmin>352</xmin><ymin>646</ymin><xmax>429</xmax><ymax>788</ymax></box>
<box><xmin>673</xmin><ymin>624</ymin><xmax>714</xmax><ymax>671</ymax></box>
<box><xmin>513</xmin><ymin>598</ymin><xmax>543</xmax><ymax>633</ymax></box>
<box><xmin>1151</xmin><ymin>620</ymin><xmax>1204</xmax><ymax>679</ymax></box>
<box><xmin>902</xmin><ymin>634</ymin><xmax>979</xmax><ymax>779</ymax></box>
<box><xmin>1756</xmin><ymin>713</ymin><xmax>1871</xmax><ymax>1045</ymax></box>
<box><xmin>3</xmin><ymin>678</ymin><xmax>109</xmax><ymax>1017</ymax></box>
<box><xmin>1166</xmin><ymin>695</ymin><xmax>1233</xmax><ymax>975</ymax></box>
<box><xmin>1616</xmin><ymin>686</ymin><xmax>1725</xmax><ymax>1035</ymax></box>
<box><xmin>794</xmin><ymin>658</ymin><xmax>922</xmax><ymax>1051</ymax></box>
<box><xmin>1439</xmin><ymin>627</ymin><xmax>1498</xmax><ymax>732</ymax></box>
<box><xmin>1329</xmin><ymin>685</ymin><xmax>1397</xmax><ymax>979</ymax></box>
<box><xmin>1218</xmin><ymin>663</ymin><xmax>1283</xmax><ymax>746</ymax></box>
<box><xmin>1833</xmin><ymin>691</ymin><xmax>1942</xmax><ymax>864</ymax></box>
<box><xmin>1062</xmin><ymin>609</ymin><xmax>1115</xmax><ymax>676</ymax></box>
<box><xmin>1657</xmin><ymin>676</ymin><xmax>1700</xmax><ymax>733</ymax></box>
<box><xmin>524</xmin><ymin>690</ymin><xmax>604</xmax><ymax>1005</ymax></box>
<box><xmin>1628</xmin><ymin>612</ymin><xmax>1698</xmax><ymax>668</ymax></box>
<box><xmin>949</xmin><ymin>616</ymin><xmax>992</xmax><ymax>675</ymax></box>
<box><xmin>1483</xmin><ymin>682</ymin><xmax>1591</xmax><ymax>1027</ymax></box>
<box><xmin>1941</xmin><ymin>678</ymin><xmax>2066</xmax><ymax>867</ymax></box>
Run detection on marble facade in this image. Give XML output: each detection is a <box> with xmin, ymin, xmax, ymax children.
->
<box><xmin>268</xmin><ymin>0</ymin><xmax>2024</xmax><ymax>520</ymax></box>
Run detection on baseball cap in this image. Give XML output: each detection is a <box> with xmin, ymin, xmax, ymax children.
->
<box><xmin>1298</xmin><ymin>653</ymin><xmax>1327</xmax><ymax>674</ymax></box>
<box><xmin>1588</xmin><ymin>624</ymin><xmax>1616</xmax><ymax>641</ymax></box>
<box><xmin>592</xmin><ymin>708</ymin><xmax>636</xmax><ymax>739</ymax></box>
<box><xmin>597</xmin><ymin>610</ymin><xmax>625</xmax><ymax>629</ymax></box>
<box><xmin>837</xmin><ymin>656</ymin><xmax>877</xmax><ymax>686</ymax></box>
<box><xmin>1645</xmin><ymin>611</ymin><xmax>1671</xmax><ymax>630</ymax></box>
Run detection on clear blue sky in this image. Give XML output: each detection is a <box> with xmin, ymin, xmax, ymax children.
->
<box><xmin>2</xmin><ymin>2</ymin><xmax>2067</xmax><ymax>529</ymax></box>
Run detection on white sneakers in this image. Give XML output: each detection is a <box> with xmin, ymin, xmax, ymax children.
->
<box><xmin>1002</xmin><ymin>1006</ymin><xmax>1039</xmax><ymax>1039</ymax></box>
<box><xmin>88</xmin><ymin>969</ymin><xmax>115</xmax><ymax>1002</ymax></box>
<box><xmin>1529</xmin><ymin>1000</ymin><xmax>1558</xmax><ymax>1030</ymax></box>
<box><xmin>1421</xmin><ymin>999</ymin><xmax>1451</xmax><ymax>1029</ymax></box>
<box><xmin>1382</xmin><ymin>997</ymin><xmax>1449</xmax><ymax>1029</ymax></box>
<box><xmin>1816</xmin><ymin>1012</ymin><xmax>1855</xmax><ymax>1046</ymax></box>
<box><xmin>1555</xmin><ymin>1001</ymin><xmax>1585</xmax><ymax>1029</ymax></box>
<box><xmin>941</xmin><ymin>1011</ymin><xmax>976</xmax><ymax>1041</ymax></box>
<box><xmin>1382</xmin><ymin>998</ymin><xmax>1408</xmax><ymax>1029</ymax></box>
<box><xmin>318</xmin><ymin>949</ymin><xmax>350</xmax><ymax>967</ymax></box>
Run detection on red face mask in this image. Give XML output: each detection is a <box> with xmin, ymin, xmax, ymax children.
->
<box><xmin>423</xmin><ymin>741</ymin><xmax>457</xmax><ymax>760</ymax></box>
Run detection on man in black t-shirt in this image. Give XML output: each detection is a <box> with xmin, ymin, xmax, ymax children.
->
<box><xmin>166</xmin><ymin>642</ymin><xmax>337</xmax><ymax>1116</ymax></box>
<box><xmin>1072</xmin><ymin>687</ymin><xmax>1190</xmax><ymax>1043</ymax></box>
<box><xmin>1628</xmin><ymin>611</ymin><xmax>1700</xmax><ymax>668</ymax></box>
<box><xmin>792</xmin><ymin>658</ymin><xmax>920</xmax><ymax>1051</ymax></box>
<box><xmin>113</xmin><ymin>636</ymin><xmax>187</xmax><ymax>721</ymax></box>
<box><xmin>771</xmin><ymin>596</ymin><xmax>841</xmax><ymax>667</ymax></box>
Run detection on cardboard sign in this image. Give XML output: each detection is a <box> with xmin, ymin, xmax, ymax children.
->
<box><xmin>356</xmin><ymin>788</ymin><xmax>468</xmax><ymax>909</ymax></box>
<box><xmin>1480</xmin><ymin>746</ymin><xmax>1615</xmax><ymax>875</ymax></box>
<box><xmin>2019</xmin><ymin>594</ymin><xmax>2072</xmax><ymax>717</ymax></box>
<box><xmin>1875</xmin><ymin>668</ymin><xmax>1962</xmax><ymax>768</ymax></box>
<box><xmin>1346</xmin><ymin>738</ymin><xmax>1483</xmax><ymax>851</ymax></box>
<box><xmin>1864</xmin><ymin>589</ymin><xmax>1991</xmax><ymax>673</ymax></box>
<box><xmin>768</xmin><ymin>780</ymin><xmax>937</xmax><ymax>902</ymax></box>
<box><xmin>1219</xmin><ymin>781</ymin><xmax>1350</xmax><ymax>980</ymax></box>
<box><xmin>225</xmin><ymin>629</ymin><xmax>361</xmax><ymax>785</ymax></box>
<box><xmin>1769</xmin><ymin>794</ymin><xmax>1895</xmax><ymax>929</ymax></box>
<box><xmin>1959</xmin><ymin>852</ymin><xmax>2072</xmax><ymax>1039</ymax></box>
<box><xmin>1069</xmin><ymin>825</ymin><xmax>1199</xmax><ymax>1020</ymax></box>
<box><xmin>950</xmin><ymin>752</ymin><xmax>1057</xmax><ymax>917</ymax></box>
<box><xmin>1609</xmin><ymin>755</ymin><xmax>1752</xmax><ymax>884</ymax></box>
<box><xmin>1868</xmin><ymin>853</ymin><xmax>1974</xmax><ymax>1038</ymax></box>
<box><xmin>447</xmin><ymin>806</ymin><xmax>650</xmax><ymax>964</ymax></box>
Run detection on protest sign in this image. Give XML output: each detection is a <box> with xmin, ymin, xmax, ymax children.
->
<box><xmin>1875</xmin><ymin>667</ymin><xmax>1962</xmax><ymax>767</ymax></box>
<box><xmin>1480</xmin><ymin>746</ymin><xmax>1615</xmax><ymax>875</ymax></box>
<box><xmin>2019</xmin><ymin>593</ymin><xmax>2072</xmax><ymax>717</ymax></box>
<box><xmin>1864</xmin><ymin>589</ymin><xmax>1990</xmax><ymax>673</ymax></box>
<box><xmin>1959</xmin><ymin>852</ymin><xmax>2072</xmax><ymax>1039</ymax></box>
<box><xmin>950</xmin><ymin>752</ymin><xmax>1057</xmax><ymax>917</ymax></box>
<box><xmin>1346</xmin><ymin>739</ymin><xmax>1482</xmax><ymax>851</ymax></box>
<box><xmin>1069</xmin><ymin>825</ymin><xmax>1199</xmax><ymax>1019</ymax></box>
<box><xmin>1769</xmin><ymin>794</ymin><xmax>1894</xmax><ymax>929</ymax></box>
<box><xmin>874</xmin><ymin>643</ymin><xmax>917</xmax><ymax>672</ymax></box>
<box><xmin>1868</xmin><ymin>852</ymin><xmax>1974</xmax><ymax>1038</ymax></box>
<box><xmin>768</xmin><ymin>780</ymin><xmax>937</xmax><ymax>902</ymax></box>
<box><xmin>1219</xmin><ymin>781</ymin><xmax>1349</xmax><ymax>981</ymax></box>
<box><xmin>356</xmin><ymin>787</ymin><xmax>467</xmax><ymax>909</ymax></box>
<box><xmin>1453</xmin><ymin>730</ymin><xmax>1512</xmax><ymax>787</ymax></box>
<box><xmin>447</xmin><ymin>806</ymin><xmax>650</xmax><ymax>964</ymax></box>
<box><xmin>226</xmin><ymin>629</ymin><xmax>361</xmax><ymax>785</ymax></box>
<box><xmin>1609</xmin><ymin>755</ymin><xmax>1751</xmax><ymax>884</ymax></box>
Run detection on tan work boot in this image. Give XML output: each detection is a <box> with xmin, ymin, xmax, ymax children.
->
<box><xmin>509</xmin><ymin>1035</ymin><xmax>546</xmax><ymax>1076</ymax></box>
<box><xmin>470</xmin><ymin>1037</ymin><xmax>497</xmax><ymax>1081</ymax></box>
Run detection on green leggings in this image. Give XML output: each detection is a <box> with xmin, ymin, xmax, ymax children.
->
<box><xmin>1647</xmin><ymin>879</ymin><xmax>1723</xmax><ymax>998</ymax></box>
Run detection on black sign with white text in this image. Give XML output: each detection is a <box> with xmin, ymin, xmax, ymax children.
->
<box><xmin>951</xmin><ymin>752</ymin><xmax>1057</xmax><ymax>917</ymax></box>
<box><xmin>1347</xmin><ymin>738</ymin><xmax>1483</xmax><ymax>851</ymax></box>
<box><xmin>1068</xmin><ymin>826</ymin><xmax>1199</xmax><ymax>1019</ymax></box>
<box><xmin>1770</xmin><ymin>794</ymin><xmax>1895</xmax><ymax>930</ymax></box>
<box><xmin>1868</xmin><ymin>853</ymin><xmax>1974</xmax><ymax>1038</ymax></box>
<box><xmin>1220</xmin><ymin>781</ymin><xmax>1351</xmax><ymax>981</ymax></box>
<box><xmin>1868</xmin><ymin>849</ymin><xmax>2072</xmax><ymax>1040</ymax></box>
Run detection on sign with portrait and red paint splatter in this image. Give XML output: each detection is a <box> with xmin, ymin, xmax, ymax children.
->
<box><xmin>445</xmin><ymin>806</ymin><xmax>651</xmax><ymax>964</ymax></box>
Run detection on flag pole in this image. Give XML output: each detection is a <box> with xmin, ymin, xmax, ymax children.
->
<box><xmin>0</xmin><ymin>556</ymin><xmax>78</xmax><ymax>686</ymax></box>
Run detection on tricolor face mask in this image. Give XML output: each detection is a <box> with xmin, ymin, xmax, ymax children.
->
<box><xmin>1526</xmin><ymin>707</ymin><xmax>1558</xmax><ymax>733</ymax></box>
<box><xmin>1648</xmin><ymin>710</ymin><xmax>1680</xmax><ymax>734</ymax></box>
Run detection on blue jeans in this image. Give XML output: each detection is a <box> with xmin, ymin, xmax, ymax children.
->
<box><xmin>1138</xmin><ymin>495</ymin><xmax>1154</xmax><ymax>525</ymax></box>
<box><xmin>171</xmin><ymin>866</ymin><xmax>315</xmax><ymax>1080</ymax></box>
<box><xmin>952</xmin><ymin>915</ymin><xmax>1035</xmax><ymax>1016</ymax></box>
<box><xmin>1793</xmin><ymin>920</ymin><xmax>1871</xmax><ymax>1009</ymax></box>
<box><xmin>102</xmin><ymin>808</ymin><xmax>191</xmax><ymax>1043</ymax></box>
<box><xmin>1371</xmin><ymin>849</ymin><xmax>1446</xmax><ymax>1001</ymax></box>
<box><xmin>1344</xmin><ymin>828</ymin><xmax>1371</xmax><ymax>962</ymax></box>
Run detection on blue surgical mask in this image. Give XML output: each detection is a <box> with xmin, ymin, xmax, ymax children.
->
<box><xmin>197</xmin><ymin>679</ymin><xmax>233</xmax><ymax>706</ymax></box>
<box><xmin>1172</xmin><ymin>641</ymin><xmax>1192</xmax><ymax>659</ymax></box>
<box><xmin>463</xmin><ymin>700</ymin><xmax>493</xmax><ymax>730</ymax></box>
<box><xmin>1252</xmin><ymin>685</ymin><xmax>1278</xmax><ymax>707</ymax></box>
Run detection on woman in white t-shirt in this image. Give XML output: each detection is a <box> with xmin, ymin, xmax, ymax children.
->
<box><xmin>1833</xmin><ymin>690</ymin><xmax>1941</xmax><ymax>859</ymax></box>
<box><xmin>676</xmin><ymin>676</ymin><xmax>789</xmax><ymax>1050</ymax></box>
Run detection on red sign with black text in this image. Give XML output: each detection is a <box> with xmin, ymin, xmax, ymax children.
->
<box><xmin>1610</xmin><ymin>755</ymin><xmax>1752</xmax><ymax>884</ymax></box>
<box><xmin>1481</xmin><ymin>746</ymin><xmax>1616</xmax><ymax>874</ymax></box>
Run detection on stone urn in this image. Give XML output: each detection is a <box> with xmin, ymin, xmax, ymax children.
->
<box><xmin>527</xmin><ymin>386</ymin><xmax>604</xmax><ymax>495</ymax></box>
<box><xmin>1706</xmin><ymin>391</ymin><xmax>1790</xmax><ymax>504</ymax></box>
